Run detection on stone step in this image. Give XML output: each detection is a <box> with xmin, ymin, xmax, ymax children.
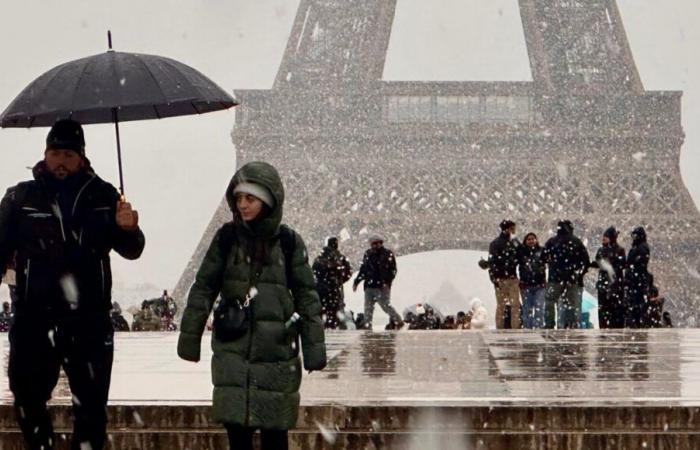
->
<box><xmin>1</xmin><ymin>405</ymin><xmax>700</xmax><ymax>449</ymax></box>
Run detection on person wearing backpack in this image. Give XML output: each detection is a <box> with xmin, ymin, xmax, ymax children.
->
<box><xmin>177</xmin><ymin>161</ymin><xmax>326</xmax><ymax>450</ymax></box>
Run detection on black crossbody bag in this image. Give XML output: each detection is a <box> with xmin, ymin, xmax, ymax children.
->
<box><xmin>212</xmin><ymin>223</ymin><xmax>297</xmax><ymax>342</ymax></box>
<box><xmin>213</xmin><ymin>264</ymin><xmax>261</xmax><ymax>342</ymax></box>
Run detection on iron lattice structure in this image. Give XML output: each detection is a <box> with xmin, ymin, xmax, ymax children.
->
<box><xmin>174</xmin><ymin>0</ymin><xmax>700</xmax><ymax>325</ymax></box>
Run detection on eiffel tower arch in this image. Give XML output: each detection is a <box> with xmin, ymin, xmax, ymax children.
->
<box><xmin>174</xmin><ymin>0</ymin><xmax>700</xmax><ymax>325</ymax></box>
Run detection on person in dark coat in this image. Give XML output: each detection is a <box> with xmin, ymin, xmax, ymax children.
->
<box><xmin>178</xmin><ymin>162</ymin><xmax>326</xmax><ymax>450</ymax></box>
<box><xmin>646</xmin><ymin>285</ymin><xmax>665</xmax><ymax>328</ymax></box>
<box><xmin>542</xmin><ymin>220</ymin><xmax>590</xmax><ymax>329</ymax></box>
<box><xmin>0</xmin><ymin>119</ymin><xmax>144</xmax><ymax>450</ymax></box>
<box><xmin>312</xmin><ymin>237</ymin><xmax>352</xmax><ymax>329</ymax></box>
<box><xmin>488</xmin><ymin>220</ymin><xmax>521</xmax><ymax>329</ymax></box>
<box><xmin>518</xmin><ymin>233</ymin><xmax>546</xmax><ymax>329</ymax></box>
<box><xmin>0</xmin><ymin>301</ymin><xmax>13</xmax><ymax>332</ymax></box>
<box><xmin>110</xmin><ymin>302</ymin><xmax>130</xmax><ymax>332</ymax></box>
<box><xmin>352</xmin><ymin>235</ymin><xmax>403</xmax><ymax>329</ymax></box>
<box><xmin>624</xmin><ymin>227</ymin><xmax>652</xmax><ymax>328</ymax></box>
<box><xmin>590</xmin><ymin>227</ymin><xmax>626</xmax><ymax>328</ymax></box>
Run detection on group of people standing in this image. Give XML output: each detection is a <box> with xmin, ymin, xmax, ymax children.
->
<box><xmin>312</xmin><ymin>234</ymin><xmax>404</xmax><ymax>330</ymax></box>
<box><xmin>485</xmin><ymin>219</ymin><xmax>668</xmax><ymax>330</ymax></box>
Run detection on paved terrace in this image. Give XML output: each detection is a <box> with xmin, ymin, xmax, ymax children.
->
<box><xmin>1</xmin><ymin>330</ymin><xmax>700</xmax><ymax>449</ymax></box>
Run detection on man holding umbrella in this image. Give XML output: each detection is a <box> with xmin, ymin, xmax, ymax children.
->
<box><xmin>0</xmin><ymin>119</ymin><xmax>144</xmax><ymax>449</ymax></box>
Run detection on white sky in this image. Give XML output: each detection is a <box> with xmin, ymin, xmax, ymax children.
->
<box><xmin>0</xmin><ymin>0</ymin><xmax>698</xmax><ymax>295</ymax></box>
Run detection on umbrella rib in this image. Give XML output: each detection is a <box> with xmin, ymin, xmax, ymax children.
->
<box><xmin>133</xmin><ymin>54</ymin><xmax>169</xmax><ymax>106</ymax></box>
<box><xmin>70</xmin><ymin>58</ymin><xmax>94</xmax><ymax>116</ymax></box>
<box><xmin>191</xmin><ymin>102</ymin><xmax>201</xmax><ymax>114</ymax></box>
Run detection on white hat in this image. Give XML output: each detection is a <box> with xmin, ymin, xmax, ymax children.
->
<box><xmin>233</xmin><ymin>182</ymin><xmax>274</xmax><ymax>208</ymax></box>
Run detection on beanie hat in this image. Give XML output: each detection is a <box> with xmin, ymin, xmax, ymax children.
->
<box><xmin>557</xmin><ymin>220</ymin><xmax>574</xmax><ymax>234</ymax></box>
<box><xmin>46</xmin><ymin>119</ymin><xmax>85</xmax><ymax>155</ymax></box>
<box><xmin>326</xmin><ymin>237</ymin><xmax>339</xmax><ymax>250</ymax></box>
<box><xmin>604</xmin><ymin>227</ymin><xmax>619</xmax><ymax>241</ymax></box>
<box><xmin>233</xmin><ymin>182</ymin><xmax>274</xmax><ymax>208</ymax></box>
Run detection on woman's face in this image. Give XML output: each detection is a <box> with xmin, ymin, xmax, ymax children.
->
<box><xmin>525</xmin><ymin>235</ymin><xmax>537</xmax><ymax>247</ymax></box>
<box><xmin>236</xmin><ymin>193</ymin><xmax>264</xmax><ymax>221</ymax></box>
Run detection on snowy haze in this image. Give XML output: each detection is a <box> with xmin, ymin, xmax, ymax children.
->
<box><xmin>1</xmin><ymin>0</ymin><xmax>699</xmax><ymax>306</ymax></box>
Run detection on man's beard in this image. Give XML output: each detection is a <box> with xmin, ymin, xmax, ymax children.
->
<box><xmin>52</xmin><ymin>166</ymin><xmax>70</xmax><ymax>179</ymax></box>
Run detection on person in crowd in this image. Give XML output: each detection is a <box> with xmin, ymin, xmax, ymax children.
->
<box><xmin>441</xmin><ymin>315</ymin><xmax>456</xmax><ymax>329</ymax></box>
<box><xmin>2</xmin><ymin>264</ymin><xmax>17</xmax><ymax>306</ymax></box>
<box><xmin>518</xmin><ymin>233</ymin><xmax>546</xmax><ymax>329</ymax></box>
<box><xmin>409</xmin><ymin>304</ymin><xmax>440</xmax><ymax>330</ymax></box>
<box><xmin>542</xmin><ymin>220</ymin><xmax>590</xmax><ymax>329</ymax></box>
<box><xmin>178</xmin><ymin>162</ymin><xmax>326</xmax><ymax>450</ymax></box>
<box><xmin>0</xmin><ymin>301</ymin><xmax>13</xmax><ymax>332</ymax></box>
<box><xmin>468</xmin><ymin>298</ymin><xmax>488</xmax><ymax>329</ymax></box>
<box><xmin>646</xmin><ymin>285</ymin><xmax>665</xmax><ymax>328</ymax></box>
<box><xmin>110</xmin><ymin>302</ymin><xmax>130</xmax><ymax>332</ymax></box>
<box><xmin>590</xmin><ymin>227</ymin><xmax>626</xmax><ymax>328</ymax></box>
<box><xmin>354</xmin><ymin>312</ymin><xmax>366</xmax><ymax>330</ymax></box>
<box><xmin>312</xmin><ymin>237</ymin><xmax>352</xmax><ymax>329</ymax></box>
<box><xmin>403</xmin><ymin>311</ymin><xmax>417</xmax><ymax>329</ymax></box>
<box><xmin>353</xmin><ymin>235</ymin><xmax>403</xmax><ymax>330</ymax></box>
<box><xmin>0</xmin><ymin>119</ymin><xmax>144</xmax><ymax>449</ymax></box>
<box><xmin>488</xmin><ymin>220</ymin><xmax>521</xmax><ymax>329</ymax></box>
<box><xmin>624</xmin><ymin>227</ymin><xmax>652</xmax><ymax>328</ymax></box>
<box><xmin>132</xmin><ymin>300</ymin><xmax>161</xmax><ymax>331</ymax></box>
<box><xmin>154</xmin><ymin>290</ymin><xmax>178</xmax><ymax>331</ymax></box>
<box><xmin>455</xmin><ymin>311</ymin><xmax>470</xmax><ymax>330</ymax></box>
<box><xmin>662</xmin><ymin>311</ymin><xmax>673</xmax><ymax>328</ymax></box>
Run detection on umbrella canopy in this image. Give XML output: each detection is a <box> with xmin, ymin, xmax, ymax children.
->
<box><xmin>0</xmin><ymin>34</ymin><xmax>237</xmax><ymax>195</ymax></box>
<box><xmin>0</xmin><ymin>50</ymin><xmax>237</xmax><ymax>127</ymax></box>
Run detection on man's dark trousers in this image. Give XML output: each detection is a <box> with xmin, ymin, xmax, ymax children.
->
<box><xmin>9</xmin><ymin>312</ymin><xmax>114</xmax><ymax>450</ymax></box>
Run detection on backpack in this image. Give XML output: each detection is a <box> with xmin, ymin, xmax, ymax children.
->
<box><xmin>217</xmin><ymin>222</ymin><xmax>297</xmax><ymax>286</ymax></box>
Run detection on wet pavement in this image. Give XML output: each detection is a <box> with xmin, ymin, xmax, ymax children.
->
<box><xmin>1</xmin><ymin>329</ymin><xmax>698</xmax><ymax>407</ymax></box>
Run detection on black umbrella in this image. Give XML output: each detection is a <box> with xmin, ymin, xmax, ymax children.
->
<box><xmin>0</xmin><ymin>32</ymin><xmax>238</xmax><ymax>195</ymax></box>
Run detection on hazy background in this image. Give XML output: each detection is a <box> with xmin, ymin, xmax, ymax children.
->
<box><xmin>0</xmin><ymin>0</ymin><xmax>698</xmax><ymax>300</ymax></box>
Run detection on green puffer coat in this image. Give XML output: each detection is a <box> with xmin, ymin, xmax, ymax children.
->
<box><xmin>177</xmin><ymin>162</ymin><xmax>326</xmax><ymax>430</ymax></box>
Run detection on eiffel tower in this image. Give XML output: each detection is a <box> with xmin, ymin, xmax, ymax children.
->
<box><xmin>174</xmin><ymin>0</ymin><xmax>700</xmax><ymax>325</ymax></box>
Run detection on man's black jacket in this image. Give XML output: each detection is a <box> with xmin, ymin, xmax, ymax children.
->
<box><xmin>542</xmin><ymin>230</ymin><xmax>590</xmax><ymax>286</ymax></box>
<box><xmin>353</xmin><ymin>246</ymin><xmax>397</xmax><ymax>290</ymax></box>
<box><xmin>488</xmin><ymin>232</ymin><xmax>520</xmax><ymax>283</ymax></box>
<box><xmin>0</xmin><ymin>162</ymin><xmax>145</xmax><ymax>317</ymax></box>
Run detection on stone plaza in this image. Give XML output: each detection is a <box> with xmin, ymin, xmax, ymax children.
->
<box><xmin>1</xmin><ymin>330</ymin><xmax>700</xmax><ymax>449</ymax></box>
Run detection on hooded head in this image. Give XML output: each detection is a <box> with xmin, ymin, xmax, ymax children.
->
<box><xmin>470</xmin><ymin>298</ymin><xmax>484</xmax><ymax>311</ymax></box>
<box><xmin>631</xmin><ymin>226</ymin><xmax>647</xmax><ymax>244</ymax></box>
<box><xmin>603</xmin><ymin>226</ymin><xmax>619</xmax><ymax>245</ymax></box>
<box><xmin>226</xmin><ymin>162</ymin><xmax>285</xmax><ymax>238</ymax></box>
<box><xmin>557</xmin><ymin>220</ymin><xmax>574</xmax><ymax>236</ymax></box>
<box><xmin>326</xmin><ymin>237</ymin><xmax>339</xmax><ymax>250</ymax></box>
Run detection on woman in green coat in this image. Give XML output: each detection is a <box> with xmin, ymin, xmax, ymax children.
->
<box><xmin>177</xmin><ymin>162</ymin><xmax>327</xmax><ymax>450</ymax></box>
